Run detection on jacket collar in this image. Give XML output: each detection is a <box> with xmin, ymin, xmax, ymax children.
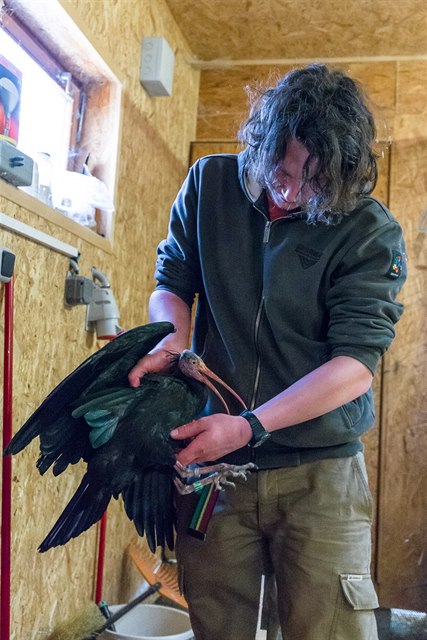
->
<box><xmin>238</xmin><ymin>151</ymin><xmax>262</xmax><ymax>204</ymax></box>
<box><xmin>237</xmin><ymin>151</ymin><xmax>305</xmax><ymax>221</ymax></box>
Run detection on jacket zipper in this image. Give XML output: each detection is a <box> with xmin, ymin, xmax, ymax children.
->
<box><xmin>263</xmin><ymin>220</ymin><xmax>272</xmax><ymax>243</ymax></box>
<box><xmin>241</xmin><ymin>172</ymin><xmax>298</xmax><ymax>415</ymax></box>
<box><xmin>249</xmin><ymin>217</ymin><xmax>272</xmax><ymax>411</ymax></box>
<box><xmin>249</xmin><ymin>299</ymin><xmax>264</xmax><ymax>410</ymax></box>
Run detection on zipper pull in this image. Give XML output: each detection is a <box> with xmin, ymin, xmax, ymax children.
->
<box><xmin>263</xmin><ymin>221</ymin><xmax>272</xmax><ymax>243</ymax></box>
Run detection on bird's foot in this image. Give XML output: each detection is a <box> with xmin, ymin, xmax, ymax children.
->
<box><xmin>173</xmin><ymin>461</ymin><xmax>257</xmax><ymax>495</ymax></box>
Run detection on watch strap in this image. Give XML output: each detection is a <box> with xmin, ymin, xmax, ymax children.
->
<box><xmin>240</xmin><ymin>410</ymin><xmax>271</xmax><ymax>448</ymax></box>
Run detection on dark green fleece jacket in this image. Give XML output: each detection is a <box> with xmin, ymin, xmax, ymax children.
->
<box><xmin>155</xmin><ymin>153</ymin><xmax>406</xmax><ymax>468</ymax></box>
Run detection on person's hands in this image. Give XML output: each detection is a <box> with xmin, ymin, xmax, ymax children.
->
<box><xmin>171</xmin><ymin>414</ymin><xmax>253</xmax><ymax>465</ymax></box>
<box><xmin>128</xmin><ymin>347</ymin><xmax>179</xmax><ymax>387</ymax></box>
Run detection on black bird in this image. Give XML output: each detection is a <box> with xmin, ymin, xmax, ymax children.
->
<box><xmin>5</xmin><ymin>322</ymin><xmax>251</xmax><ymax>553</ymax></box>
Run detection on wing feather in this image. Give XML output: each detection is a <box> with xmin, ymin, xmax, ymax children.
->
<box><xmin>5</xmin><ymin>322</ymin><xmax>174</xmax><ymax>458</ymax></box>
<box><xmin>5</xmin><ymin>322</ymin><xmax>218</xmax><ymax>553</ymax></box>
<box><xmin>38</xmin><ymin>475</ymin><xmax>111</xmax><ymax>552</ymax></box>
<box><xmin>142</xmin><ymin>471</ymin><xmax>156</xmax><ymax>553</ymax></box>
<box><xmin>4</xmin><ymin>323</ymin><xmax>175</xmax><ymax>474</ymax></box>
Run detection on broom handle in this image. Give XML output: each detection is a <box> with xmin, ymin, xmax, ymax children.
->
<box><xmin>85</xmin><ymin>582</ymin><xmax>161</xmax><ymax>638</ymax></box>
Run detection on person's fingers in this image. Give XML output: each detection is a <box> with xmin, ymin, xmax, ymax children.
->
<box><xmin>170</xmin><ymin>421</ymin><xmax>200</xmax><ymax>440</ymax></box>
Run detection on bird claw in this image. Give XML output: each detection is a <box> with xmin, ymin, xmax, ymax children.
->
<box><xmin>173</xmin><ymin>461</ymin><xmax>257</xmax><ymax>495</ymax></box>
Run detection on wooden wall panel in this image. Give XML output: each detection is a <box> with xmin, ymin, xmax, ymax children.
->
<box><xmin>197</xmin><ymin>65</ymin><xmax>293</xmax><ymax>140</ymax></box>
<box><xmin>0</xmin><ymin>1</ymin><xmax>200</xmax><ymax>638</ymax></box>
<box><xmin>190</xmin><ymin>140</ymin><xmax>241</xmax><ymax>164</ymax></box>
<box><xmin>375</xmin><ymin>61</ymin><xmax>427</xmax><ymax>610</ymax></box>
<box><xmin>164</xmin><ymin>0</ymin><xmax>427</xmax><ymax>61</ymax></box>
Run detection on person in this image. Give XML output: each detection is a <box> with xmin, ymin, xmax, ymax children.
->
<box><xmin>128</xmin><ymin>64</ymin><xmax>406</xmax><ymax>640</ymax></box>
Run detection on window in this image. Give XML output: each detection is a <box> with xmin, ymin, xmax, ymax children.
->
<box><xmin>0</xmin><ymin>27</ymin><xmax>74</xmax><ymax>173</ymax></box>
<box><xmin>0</xmin><ymin>0</ymin><xmax>122</xmax><ymax>245</ymax></box>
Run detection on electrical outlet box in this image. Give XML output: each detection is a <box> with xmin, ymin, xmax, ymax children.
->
<box><xmin>0</xmin><ymin>139</ymin><xmax>33</xmax><ymax>187</ymax></box>
<box><xmin>0</xmin><ymin>247</ymin><xmax>15</xmax><ymax>283</ymax></box>
<box><xmin>140</xmin><ymin>37</ymin><xmax>174</xmax><ymax>97</ymax></box>
<box><xmin>64</xmin><ymin>275</ymin><xmax>93</xmax><ymax>306</ymax></box>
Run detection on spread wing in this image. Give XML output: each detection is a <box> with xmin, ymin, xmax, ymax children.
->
<box><xmin>4</xmin><ymin>322</ymin><xmax>175</xmax><ymax>476</ymax></box>
<box><xmin>38</xmin><ymin>375</ymin><xmax>207</xmax><ymax>553</ymax></box>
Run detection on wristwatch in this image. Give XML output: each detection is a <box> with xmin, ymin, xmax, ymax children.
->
<box><xmin>240</xmin><ymin>410</ymin><xmax>271</xmax><ymax>448</ymax></box>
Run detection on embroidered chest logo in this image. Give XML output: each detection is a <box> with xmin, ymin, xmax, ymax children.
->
<box><xmin>386</xmin><ymin>250</ymin><xmax>403</xmax><ymax>279</ymax></box>
<box><xmin>295</xmin><ymin>244</ymin><xmax>323</xmax><ymax>269</ymax></box>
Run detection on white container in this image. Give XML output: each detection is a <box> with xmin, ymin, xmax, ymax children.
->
<box><xmin>36</xmin><ymin>151</ymin><xmax>53</xmax><ymax>206</ymax></box>
<box><xmin>100</xmin><ymin>603</ymin><xmax>193</xmax><ymax>640</ymax></box>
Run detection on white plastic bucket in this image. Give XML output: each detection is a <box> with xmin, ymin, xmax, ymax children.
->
<box><xmin>99</xmin><ymin>603</ymin><xmax>193</xmax><ymax>640</ymax></box>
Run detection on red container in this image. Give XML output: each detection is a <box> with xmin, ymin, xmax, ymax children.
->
<box><xmin>0</xmin><ymin>54</ymin><xmax>22</xmax><ymax>146</ymax></box>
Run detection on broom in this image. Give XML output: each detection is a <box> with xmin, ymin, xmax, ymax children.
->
<box><xmin>47</xmin><ymin>582</ymin><xmax>161</xmax><ymax>640</ymax></box>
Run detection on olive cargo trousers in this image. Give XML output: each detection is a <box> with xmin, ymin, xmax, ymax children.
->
<box><xmin>176</xmin><ymin>453</ymin><xmax>379</xmax><ymax>640</ymax></box>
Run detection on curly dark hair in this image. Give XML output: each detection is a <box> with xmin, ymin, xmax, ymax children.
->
<box><xmin>239</xmin><ymin>64</ymin><xmax>379</xmax><ymax>224</ymax></box>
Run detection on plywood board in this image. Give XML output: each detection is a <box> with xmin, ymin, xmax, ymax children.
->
<box><xmin>165</xmin><ymin>0</ymin><xmax>427</xmax><ymax>61</ymax></box>
<box><xmin>374</xmin><ymin>60</ymin><xmax>427</xmax><ymax>611</ymax></box>
<box><xmin>376</xmin><ymin>138</ymin><xmax>427</xmax><ymax>611</ymax></box>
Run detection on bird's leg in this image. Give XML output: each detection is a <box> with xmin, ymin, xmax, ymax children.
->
<box><xmin>174</xmin><ymin>473</ymin><xmax>220</xmax><ymax>495</ymax></box>
<box><xmin>174</xmin><ymin>461</ymin><xmax>257</xmax><ymax>495</ymax></box>
<box><xmin>175</xmin><ymin>460</ymin><xmax>257</xmax><ymax>479</ymax></box>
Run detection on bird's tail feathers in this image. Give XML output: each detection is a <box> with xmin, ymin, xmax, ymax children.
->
<box><xmin>123</xmin><ymin>468</ymin><xmax>175</xmax><ymax>553</ymax></box>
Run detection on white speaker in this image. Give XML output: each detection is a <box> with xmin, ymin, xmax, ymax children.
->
<box><xmin>140</xmin><ymin>37</ymin><xmax>175</xmax><ymax>97</ymax></box>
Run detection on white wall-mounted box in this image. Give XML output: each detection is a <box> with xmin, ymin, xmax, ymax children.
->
<box><xmin>140</xmin><ymin>37</ymin><xmax>174</xmax><ymax>97</ymax></box>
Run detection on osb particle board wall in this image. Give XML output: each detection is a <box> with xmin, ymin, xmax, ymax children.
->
<box><xmin>164</xmin><ymin>0</ymin><xmax>427</xmax><ymax>62</ymax></box>
<box><xmin>194</xmin><ymin>60</ymin><xmax>427</xmax><ymax>611</ymax></box>
<box><xmin>0</xmin><ymin>1</ymin><xmax>200</xmax><ymax>638</ymax></box>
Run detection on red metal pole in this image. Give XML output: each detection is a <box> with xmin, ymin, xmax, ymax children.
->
<box><xmin>1</xmin><ymin>276</ymin><xmax>14</xmax><ymax>640</ymax></box>
<box><xmin>95</xmin><ymin>511</ymin><xmax>107</xmax><ymax>603</ymax></box>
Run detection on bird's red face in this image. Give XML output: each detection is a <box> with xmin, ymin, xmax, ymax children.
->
<box><xmin>178</xmin><ymin>350</ymin><xmax>246</xmax><ymax>414</ymax></box>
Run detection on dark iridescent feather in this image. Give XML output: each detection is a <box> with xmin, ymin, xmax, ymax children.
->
<box><xmin>6</xmin><ymin>322</ymin><xmax>175</xmax><ymax>468</ymax></box>
<box><xmin>5</xmin><ymin>322</ymin><xmax>209</xmax><ymax>553</ymax></box>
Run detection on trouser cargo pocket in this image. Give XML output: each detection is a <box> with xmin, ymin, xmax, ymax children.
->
<box><xmin>340</xmin><ymin>574</ymin><xmax>379</xmax><ymax>610</ymax></box>
<box><xmin>331</xmin><ymin>574</ymin><xmax>380</xmax><ymax>639</ymax></box>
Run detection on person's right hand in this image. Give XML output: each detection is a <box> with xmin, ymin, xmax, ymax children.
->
<box><xmin>128</xmin><ymin>347</ymin><xmax>180</xmax><ymax>387</ymax></box>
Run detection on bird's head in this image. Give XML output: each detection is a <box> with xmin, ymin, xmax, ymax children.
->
<box><xmin>177</xmin><ymin>350</ymin><xmax>247</xmax><ymax>414</ymax></box>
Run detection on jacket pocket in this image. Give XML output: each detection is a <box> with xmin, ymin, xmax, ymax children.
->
<box><xmin>339</xmin><ymin>574</ymin><xmax>379</xmax><ymax>610</ymax></box>
<box><xmin>342</xmin><ymin>398</ymin><xmax>362</xmax><ymax>427</ymax></box>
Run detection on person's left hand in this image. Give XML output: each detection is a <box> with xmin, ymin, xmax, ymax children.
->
<box><xmin>170</xmin><ymin>414</ymin><xmax>253</xmax><ymax>465</ymax></box>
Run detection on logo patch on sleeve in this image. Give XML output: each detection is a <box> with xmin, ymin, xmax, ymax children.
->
<box><xmin>386</xmin><ymin>250</ymin><xmax>403</xmax><ymax>279</ymax></box>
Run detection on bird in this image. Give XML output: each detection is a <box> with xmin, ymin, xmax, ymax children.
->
<box><xmin>4</xmin><ymin>321</ymin><xmax>254</xmax><ymax>553</ymax></box>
